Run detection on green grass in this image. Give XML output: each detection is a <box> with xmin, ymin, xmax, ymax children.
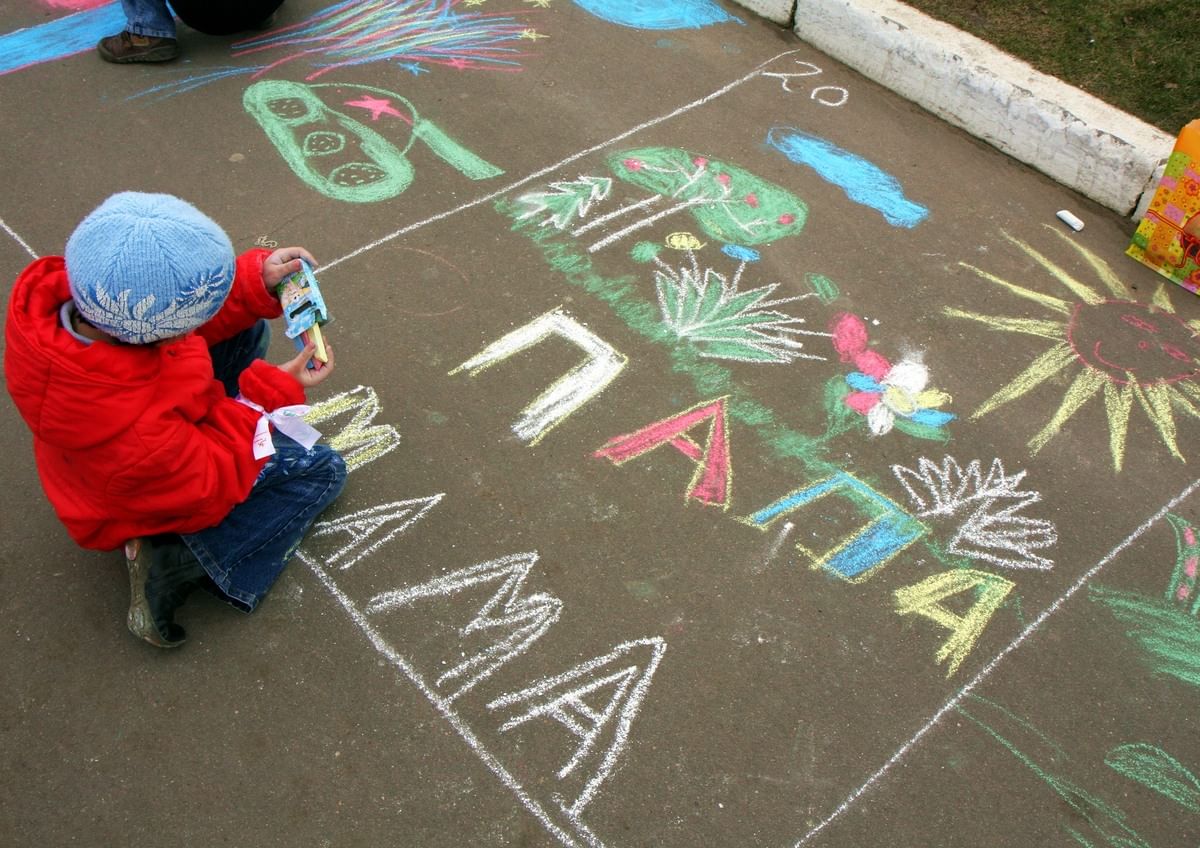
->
<box><xmin>900</xmin><ymin>0</ymin><xmax>1198</xmax><ymax>134</ymax></box>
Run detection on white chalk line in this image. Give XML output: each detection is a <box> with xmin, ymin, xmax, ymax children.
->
<box><xmin>321</xmin><ymin>48</ymin><xmax>806</xmax><ymax>273</ymax></box>
<box><xmin>297</xmin><ymin>550</ymin><xmax>593</xmax><ymax>848</ymax></box>
<box><xmin>0</xmin><ymin>216</ymin><xmax>38</xmax><ymax>260</ymax></box>
<box><xmin>794</xmin><ymin>475</ymin><xmax>1200</xmax><ymax>847</ymax></box>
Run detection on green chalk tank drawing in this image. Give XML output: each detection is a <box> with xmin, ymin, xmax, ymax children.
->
<box><xmin>244</xmin><ymin>80</ymin><xmax>503</xmax><ymax>203</ymax></box>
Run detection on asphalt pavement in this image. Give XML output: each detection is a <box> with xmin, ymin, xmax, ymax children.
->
<box><xmin>2</xmin><ymin>2</ymin><xmax>1198</xmax><ymax>847</ymax></box>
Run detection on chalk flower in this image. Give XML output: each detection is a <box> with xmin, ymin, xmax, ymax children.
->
<box><xmin>831</xmin><ymin>312</ymin><xmax>955</xmax><ymax>438</ymax></box>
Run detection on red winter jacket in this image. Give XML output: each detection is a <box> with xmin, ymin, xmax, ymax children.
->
<box><xmin>4</xmin><ymin>249</ymin><xmax>306</xmax><ymax>551</ymax></box>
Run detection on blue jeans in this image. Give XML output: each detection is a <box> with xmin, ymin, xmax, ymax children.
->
<box><xmin>180</xmin><ymin>321</ymin><xmax>347</xmax><ymax>611</ymax></box>
<box><xmin>121</xmin><ymin>0</ymin><xmax>177</xmax><ymax>39</ymax></box>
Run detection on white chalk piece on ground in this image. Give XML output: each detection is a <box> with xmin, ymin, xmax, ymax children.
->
<box><xmin>1056</xmin><ymin>210</ymin><xmax>1085</xmax><ymax>231</ymax></box>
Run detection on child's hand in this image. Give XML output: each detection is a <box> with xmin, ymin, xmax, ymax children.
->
<box><xmin>278</xmin><ymin>340</ymin><xmax>336</xmax><ymax>388</ymax></box>
<box><xmin>263</xmin><ymin>247</ymin><xmax>318</xmax><ymax>292</ymax></box>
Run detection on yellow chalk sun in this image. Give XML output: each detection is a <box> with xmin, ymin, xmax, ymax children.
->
<box><xmin>944</xmin><ymin>227</ymin><xmax>1200</xmax><ymax>472</ymax></box>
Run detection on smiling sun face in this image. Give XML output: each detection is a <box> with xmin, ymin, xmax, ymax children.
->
<box><xmin>944</xmin><ymin>228</ymin><xmax>1200</xmax><ymax>472</ymax></box>
<box><xmin>1070</xmin><ymin>300</ymin><xmax>1200</xmax><ymax>384</ymax></box>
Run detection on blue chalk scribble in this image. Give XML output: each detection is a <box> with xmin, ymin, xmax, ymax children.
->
<box><xmin>0</xmin><ymin>3</ymin><xmax>126</xmax><ymax>76</ymax></box>
<box><xmin>766</xmin><ymin>127</ymin><xmax>929</xmax><ymax>228</ymax></box>
<box><xmin>572</xmin><ymin>0</ymin><xmax>742</xmax><ymax>30</ymax></box>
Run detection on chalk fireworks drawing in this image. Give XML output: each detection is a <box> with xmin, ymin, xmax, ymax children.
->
<box><xmin>243</xmin><ymin>80</ymin><xmax>502</xmax><ymax>202</ymax></box>
<box><xmin>633</xmin><ymin>240</ymin><xmax>830</xmax><ymax>363</ymax></box>
<box><xmin>946</xmin><ymin>228</ymin><xmax>1200</xmax><ymax>471</ymax></box>
<box><xmin>566</xmin><ymin>148</ymin><xmax>808</xmax><ymax>252</ymax></box>
<box><xmin>570</xmin><ymin>0</ymin><xmax>740</xmax><ymax>30</ymax></box>
<box><xmin>892</xmin><ymin>456</ymin><xmax>1057</xmax><ymax>571</ymax></box>
<box><xmin>129</xmin><ymin>0</ymin><xmax>539</xmax><ymax>99</ymax></box>
<box><xmin>765</xmin><ymin>127</ymin><xmax>929</xmax><ymax>228</ymax></box>
<box><xmin>235</xmin><ymin>0</ymin><xmax>537</xmax><ymax>77</ymax></box>
<box><xmin>828</xmin><ymin>312</ymin><xmax>955</xmax><ymax>440</ymax></box>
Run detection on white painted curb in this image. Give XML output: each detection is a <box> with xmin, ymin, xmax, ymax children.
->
<box><xmin>730</xmin><ymin>0</ymin><xmax>1174</xmax><ymax>217</ymax></box>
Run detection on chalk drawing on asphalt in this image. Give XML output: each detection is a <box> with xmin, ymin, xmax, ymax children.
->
<box><xmin>892</xmin><ymin>457</ymin><xmax>1058</xmax><ymax>572</ymax></box>
<box><xmin>1165</xmin><ymin>513</ymin><xmax>1200</xmax><ymax>611</ymax></box>
<box><xmin>449</xmin><ymin>308</ymin><xmax>628</xmax><ymax>445</ymax></box>
<box><xmin>570</xmin><ymin>0</ymin><xmax>740</xmax><ymax>30</ymax></box>
<box><xmin>828</xmin><ymin>312</ymin><xmax>955</xmax><ymax>440</ymax></box>
<box><xmin>895</xmin><ymin>569</ymin><xmax>1015</xmax><ymax>677</ymax></box>
<box><xmin>309</xmin><ymin>495</ymin><xmax>445</xmax><ymax>571</ymax></box>
<box><xmin>945</xmin><ymin>227</ymin><xmax>1200</xmax><ymax>471</ymax></box>
<box><xmin>304</xmin><ymin>385</ymin><xmax>402</xmax><ymax>470</ymax></box>
<box><xmin>486</xmin><ymin>637</ymin><xmax>667</xmax><ymax>818</ymax></box>
<box><xmin>766</xmin><ymin>128</ymin><xmax>928</xmax><ymax>228</ymax></box>
<box><xmin>646</xmin><ymin>248</ymin><xmax>830</xmax><ymax>364</ymax></box>
<box><xmin>594</xmin><ymin>398</ymin><xmax>733</xmax><ymax>509</ymax></box>
<box><xmin>538</xmin><ymin>149</ymin><xmax>808</xmax><ymax>253</ymax></box>
<box><xmin>1105</xmin><ymin>743</ymin><xmax>1200</xmax><ymax>814</ymax></box>
<box><xmin>1091</xmin><ymin>513</ymin><xmax>1200</xmax><ymax>689</ymax></box>
<box><xmin>244</xmin><ymin>81</ymin><xmax>503</xmax><ymax>203</ymax></box>
<box><xmin>0</xmin><ymin>2</ymin><xmax>126</xmax><ymax>77</ymax></box>
<box><xmin>739</xmin><ymin>472</ymin><xmax>927</xmax><ymax>582</ymax></box>
<box><xmin>366</xmin><ymin>552</ymin><xmax>564</xmax><ymax>703</ymax></box>
<box><xmin>797</xmin><ymin>478</ymin><xmax>1200</xmax><ymax>847</ymax></box>
<box><xmin>761</xmin><ymin>59</ymin><xmax>849</xmax><ymax>106</ymax></box>
<box><xmin>956</xmin><ymin>695</ymin><xmax>1154</xmax><ymax>847</ymax></box>
<box><xmin>516</xmin><ymin>176</ymin><xmax>614</xmax><ymax>230</ymax></box>
<box><xmin>123</xmin><ymin>0</ymin><xmax>539</xmax><ymax>98</ymax></box>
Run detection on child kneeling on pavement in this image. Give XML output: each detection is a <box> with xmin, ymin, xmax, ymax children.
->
<box><xmin>4</xmin><ymin>192</ymin><xmax>347</xmax><ymax>648</ymax></box>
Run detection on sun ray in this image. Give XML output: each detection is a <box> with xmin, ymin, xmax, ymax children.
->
<box><xmin>1028</xmin><ymin>367</ymin><xmax>1107</xmax><ymax>454</ymax></box>
<box><xmin>1169</xmin><ymin>384</ymin><xmax>1200</xmax><ymax>423</ymax></box>
<box><xmin>956</xmin><ymin>263</ymin><xmax>1073</xmax><ymax>314</ymax></box>
<box><xmin>1151</xmin><ymin>281</ymin><xmax>1177</xmax><ymax>313</ymax></box>
<box><xmin>943</xmin><ymin>308</ymin><xmax>1067</xmax><ymax>341</ymax></box>
<box><xmin>1045</xmin><ymin>224</ymin><xmax>1129</xmax><ymax>298</ymax></box>
<box><xmin>973</xmin><ymin>342</ymin><xmax>1078</xmax><ymax>418</ymax></box>
<box><xmin>1102</xmin><ymin>381</ymin><xmax>1134</xmax><ymax>471</ymax></box>
<box><xmin>1004</xmin><ymin>232</ymin><xmax>1105</xmax><ymax>305</ymax></box>
<box><xmin>1134</xmin><ymin>382</ymin><xmax>1184</xmax><ymax>461</ymax></box>
<box><xmin>1175</xmin><ymin>379</ymin><xmax>1200</xmax><ymax>408</ymax></box>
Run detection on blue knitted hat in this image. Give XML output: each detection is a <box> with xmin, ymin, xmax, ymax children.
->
<box><xmin>65</xmin><ymin>192</ymin><xmax>236</xmax><ymax>344</ymax></box>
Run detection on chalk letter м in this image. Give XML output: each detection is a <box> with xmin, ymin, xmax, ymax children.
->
<box><xmin>739</xmin><ymin>472</ymin><xmax>925</xmax><ymax>581</ymax></box>
<box><xmin>450</xmin><ymin>308</ymin><xmax>627</xmax><ymax>445</ymax></box>
<box><xmin>304</xmin><ymin>385</ymin><xmax>402</xmax><ymax>471</ymax></box>
<box><xmin>593</xmin><ymin>398</ymin><xmax>732</xmax><ymax>508</ymax></box>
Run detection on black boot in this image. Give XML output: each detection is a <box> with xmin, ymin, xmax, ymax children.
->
<box><xmin>123</xmin><ymin>536</ymin><xmax>208</xmax><ymax>648</ymax></box>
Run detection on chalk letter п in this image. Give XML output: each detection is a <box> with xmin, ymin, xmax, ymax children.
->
<box><xmin>739</xmin><ymin>472</ymin><xmax>925</xmax><ymax>581</ymax></box>
<box><xmin>450</xmin><ymin>308</ymin><xmax>627</xmax><ymax>445</ymax></box>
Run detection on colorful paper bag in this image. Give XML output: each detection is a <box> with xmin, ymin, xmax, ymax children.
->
<box><xmin>1128</xmin><ymin>119</ymin><xmax>1200</xmax><ymax>294</ymax></box>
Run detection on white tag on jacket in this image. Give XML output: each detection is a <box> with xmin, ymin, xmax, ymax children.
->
<box><xmin>236</xmin><ymin>397</ymin><xmax>322</xmax><ymax>459</ymax></box>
